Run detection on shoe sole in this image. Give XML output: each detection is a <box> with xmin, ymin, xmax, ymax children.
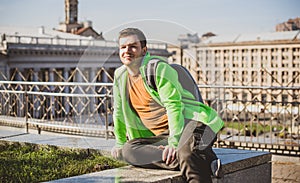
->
<box><xmin>211</xmin><ymin>158</ymin><xmax>223</xmax><ymax>178</ymax></box>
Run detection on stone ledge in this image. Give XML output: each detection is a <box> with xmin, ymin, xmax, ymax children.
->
<box><xmin>49</xmin><ymin>148</ymin><xmax>272</xmax><ymax>183</ymax></box>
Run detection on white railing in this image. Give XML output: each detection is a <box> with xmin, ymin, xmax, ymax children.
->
<box><xmin>2</xmin><ymin>35</ymin><xmax>167</xmax><ymax>49</ymax></box>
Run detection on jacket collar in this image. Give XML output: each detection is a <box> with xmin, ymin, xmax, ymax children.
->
<box><xmin>141</xmin><ymin>52</ymin><xmax>151</xmax><ymax>67</ymax></box>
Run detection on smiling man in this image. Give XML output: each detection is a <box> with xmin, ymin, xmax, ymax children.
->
<box><xmin>111</xmin><ymin>28</ymin><xmax>224</xmax><ymax>183</ymax></box>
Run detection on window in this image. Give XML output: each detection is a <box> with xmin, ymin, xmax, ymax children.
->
<box><xmin>282</xmin><ymin>71</ymin><xmax>289</xmax><ymax>83</ymax></box>
<box><xmin>293</xmin><ymin>71</ymin><xmax>300</xmax><ymax>84</ymax></box>
<box><xmin>261</xmin><ymin>71</ymin><xmax>267</xmax><ymax>83</ymax></box>
<box><xmin>224</xmin><ymin>71</ymin><xmax>230</xmax><ymax>82</ymax></box>
<box><xmin>262</xmin><ymin>94</ymin><xmax>267</xmax><ymax>104</ymax></box>
<box><xmin>251</xmin><ymin>71</ymin><xmax>258</xmax><ymax>82</ymax></box>
<box><xmin>282</xmin><ymin>94</ymin><xmax>288</xmax><ymax>105</ymax></box>
<box><xmin>242</xmin><ymin>92</ymin><xmax>248</xmax><ymax>103</ymax></box>
<box><xmin>242</xmin><ymin>71</ymin><xmax>248</xmax><ymax>82</ymax></box>
<box><xmin>271</xmin><ymin>71</ymin><xmax>278</xmax><ymax>83</ymax></box>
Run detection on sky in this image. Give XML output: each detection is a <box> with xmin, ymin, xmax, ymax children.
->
<box><xmin>0</xmin><ymin>0</ymin><xmax>299</xmax><ymax>44</ymax></box>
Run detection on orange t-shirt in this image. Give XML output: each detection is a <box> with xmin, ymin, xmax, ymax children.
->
<box><xmin>128</xmin><ymin>74</ymin><xmax>168</xmax><ymax>135</ymax></box>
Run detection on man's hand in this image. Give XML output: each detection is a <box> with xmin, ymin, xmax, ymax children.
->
<box><xmin>160</xmin><ymin>145</ymin><xmax>177</xmax><ymax>165</ymax></box>
<box><xmin>111</xmin><ymin>146</ymin><xmax>122</xmax><ymax>159</ymax></box>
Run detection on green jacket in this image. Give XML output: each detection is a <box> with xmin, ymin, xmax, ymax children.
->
<box><xmin>113</xmin><ymin>52</ymin><xmax>224</xmax><ymax>148</ymax></box>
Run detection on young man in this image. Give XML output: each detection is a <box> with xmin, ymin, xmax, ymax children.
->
<box><xmin>111</xmin><ymin>28</ymin><xmax>224</xmax><ymax>183</ymax></box>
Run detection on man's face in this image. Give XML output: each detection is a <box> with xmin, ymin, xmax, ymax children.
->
<box><xmin>119</xmin><ymin>35</ymin><xmax>147</xmax><ymax>67</ymax></box>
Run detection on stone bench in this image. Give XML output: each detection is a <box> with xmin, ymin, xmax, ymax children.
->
<box><xmin>50</xmin><ymin>148</ymin><xmax>272</xmax><ymax>183</ymax></box>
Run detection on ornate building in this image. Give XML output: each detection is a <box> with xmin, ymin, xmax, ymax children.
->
<box><xmin>0</xmin><ymin>1</ymin><xmax>169</xmax><ymax>83</ymax></box>
<box><xmin>0</xmin><ymin>26</ymin><xmax>169</xmax><ymax>83</ymax></box>
<box><xmin>58</xmin><ymin>0</ymin><xmax>104</xmax><ymax>39</ymax></box>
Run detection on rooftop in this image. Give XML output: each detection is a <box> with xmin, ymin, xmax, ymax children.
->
<box><xmin>0</xmin><ymin>26</ymin><xmax>167</xmax><ymax>50</ymax></box>
<box><xmin>0</xmin><ymin>26</ymin><xmax>91</xmax><ymax>40</ymax></box>
<box><xmin>201</xmin><ymin>30</ymin><xmax>300</xmax><ymax>44</ymax></box>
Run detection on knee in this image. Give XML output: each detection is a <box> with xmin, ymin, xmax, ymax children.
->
<box><xmin>121</xmin><ymin>142</ymin><xmax>134</xmax><ymax>162</ymax></box>
<box><xmin>177</xmin><ymin>145</ymin><xmax>208</xmax><ymax>163</ymax></box>
<box><xmin>177</xmin><ymin>144</ymin><xmax>193</xmax><ymax>163</ymax></box>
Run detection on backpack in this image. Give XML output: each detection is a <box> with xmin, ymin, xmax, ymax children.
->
<box><xmin>146</xmin><ymin>59</ymin><xmax>203</xmax><ymax>103</ymax></box>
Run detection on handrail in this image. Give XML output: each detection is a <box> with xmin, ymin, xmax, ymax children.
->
<box><xmin>0</xmin><ymin>80</ymin><xmax>113</xmax><ymax>86</ymax></box>
<box><xmin>0</xmin><ymin>90</ymin><xmax>111</xmax><ymax>97</ymax></box>
<box><xmin>1</xmin><ymin>81</ymin><xmax>299</xmax><ymax>90</ymax></box>
<box><xmin>197</xmin><ymin>85</ymin><xmax>300</xmax><ymax>90</ymax></box>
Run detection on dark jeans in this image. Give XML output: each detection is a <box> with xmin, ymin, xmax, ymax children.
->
<box><xmin>121</xmin><ymin>121</ymin><xmax>218</xmax><ymax>183</ymax></box>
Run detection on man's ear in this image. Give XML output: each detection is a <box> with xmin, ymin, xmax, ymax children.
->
<box><xmin>142</xmin><ymin>47</ymin><xmax>147</xmax><ymax>56</ymax></box>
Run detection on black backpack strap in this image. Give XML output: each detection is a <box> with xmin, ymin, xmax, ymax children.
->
<box><xmin>146</xmin><ymin>59</ymin><xmax>160</xmax><ymax>91</ymax></box>
<box><xmin>146</xmin><ymin>59</ymin><xmax>203</xmax><ymax>103</ymax></box>
<box><xmin>170</xmin><ymin>64</ymin><xmax>203</xmax><ymax>103</ymax></box>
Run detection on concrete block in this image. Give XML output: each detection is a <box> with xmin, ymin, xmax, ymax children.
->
<box><xmin>49</xmin><ymin>148</ymin><xmax>272</xmax><ymax>183</ymax></box>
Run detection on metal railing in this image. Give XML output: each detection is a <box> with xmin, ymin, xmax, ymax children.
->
<box><xmin>0</xmin><ymin>81</ymin><xmax>299</xmax><ymax>155</ymax></box>
<box><xmin>0</xmin><ymin>81</ymin><xmax>114</xmax><ymax>139</ymax></box>
<box><xmin>198</xmin><ymin>85</ymin><xmax>300</xmax><ymax>156</ymax></box>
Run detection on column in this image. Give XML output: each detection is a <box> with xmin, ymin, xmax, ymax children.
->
<box><xmin>75</xmin><ymin>68</ymin><xmax>83</xmax><ymax>123</ymax></box>
<box><xmin>16</xmin><ymin>68</ymin><xmax>24</xmax><ymax>117</ymax></box>
<box><xmin>89</xmin><ymin>67</ymin><xmax>96</xmax><ymax>114</ymax></box>
<box><xmin>5</xmin><ymin>65</ymin><xmax>10</xmax><ymax>80</ymax></box>
<box><xmin>63</xmin><ymin>68</ymin><xmax>70</xmax><ymax>117</ymax></box>
<box><xmin>101</xmin><ymin>68</ymin><xmax>109</xmax><ymax>125</ymax></box>
<box><xmin>101</xmin><ymin>68</ymin><xmax>108</xmax><ymax>84</ymax></box>
<box><xmin>33</xmin><ymin>68</ymin><xmax>41</xmax><ymax>118</ymax></box>
<box><xmin>49</xmin><ymin>68</ymin><xmax>55</xmax><ymax>120</ymax></box>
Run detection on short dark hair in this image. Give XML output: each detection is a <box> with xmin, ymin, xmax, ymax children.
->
<box><xmin>118</xmin><ymin>28</ymin><xmax>147</xmax><ymax>48</ymax></box>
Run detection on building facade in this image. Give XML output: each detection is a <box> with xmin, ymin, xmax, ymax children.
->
<box><xmin>0</xmin><ymin>26</ymin><xmax>169</xmax><ymax>83</ymax></box>
<box><xmin>169</xmin><ymin>31</ymin><xmax>300</xmax><ymax>105</ymax></box>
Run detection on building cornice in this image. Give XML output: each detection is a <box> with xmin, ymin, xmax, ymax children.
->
<box><xmin>197</xmin><ymin>40</ymin><xmax>300</xmax><ymax>48</ymax></box>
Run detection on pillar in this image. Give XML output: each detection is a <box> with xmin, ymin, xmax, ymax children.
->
<box><xmin>63</xmin><ymin>68</ymin><xmax>70</xmax><ymax>117</ymax></box>
<box><xmin>33</xmin><ymin>68</ymin><xmax>41</xmax><ymax>118</ymax></box>
<box><xmin>101</xmin><ymin>68</ymin><xmax>108</xmax><ymax>110</ymax></box>
<box><xmin>89</xmin><ymin>68</ymin><xmax>96</xmax><ymax>114</ymax></box>
<box><xmin>49</xmin><ymin>68</ymin><xmax>55</xmax><ymax>120</ymax></box>
<box><xmin>16</xmin><ymin>68</ymin><xmax>24</xmax><ymax>117</ymax></box>
<box><xmin>75</xmin><ymin>68</ymin><xmax>83</xmax><ymax>123</ymax></box>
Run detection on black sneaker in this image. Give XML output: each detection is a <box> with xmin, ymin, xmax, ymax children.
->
<box><xmin>211</xmin><ymin>158</ymin><xmax>223</xmax><ymax>178</ymax></box>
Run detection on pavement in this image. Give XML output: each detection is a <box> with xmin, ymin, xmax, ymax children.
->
<box><xmin>0</xmin><ymin>125</ymin><xmax>115</xmax><ymax>156</ymax></box>
<box><xmin>272</xmin><ymin>155</ymin><xmax>300</xmax><ymax>183</ymax></box>
<box><xmin>1</xmin><ymin>125</ymin><xmax>300</xmax><ymax>183</ymax></box>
